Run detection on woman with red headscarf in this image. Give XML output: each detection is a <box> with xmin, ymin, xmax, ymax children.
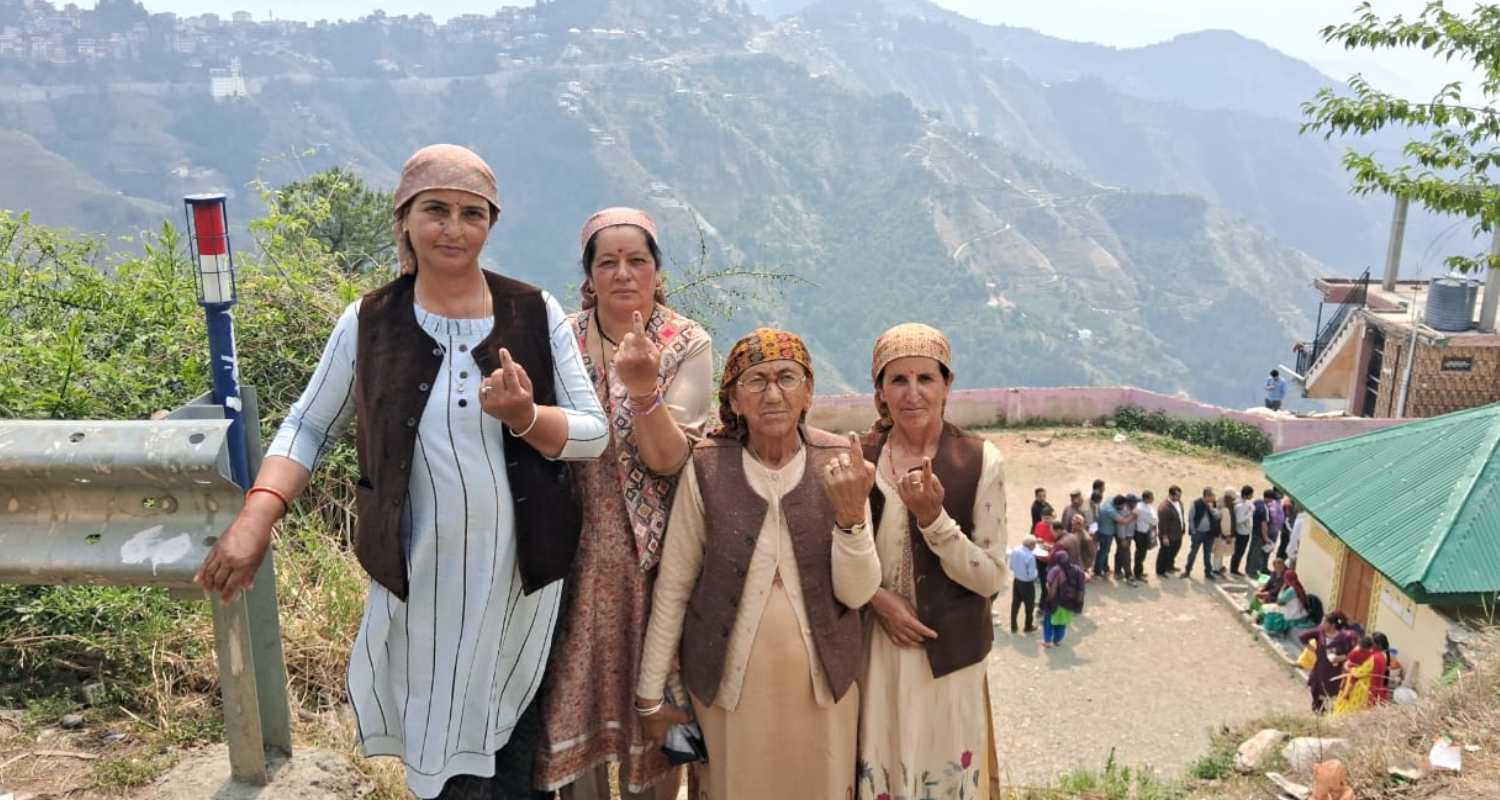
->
<box><xmin>1259</xmin><ymin>568</ymin><xmax>1310</xmax><ymax>636</ymax></box>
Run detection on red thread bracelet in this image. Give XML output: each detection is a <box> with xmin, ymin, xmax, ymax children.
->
<box><xmin>247</xmin><ymin>486</ymin><xmax>289</xmax><ymax>514</ymax></box>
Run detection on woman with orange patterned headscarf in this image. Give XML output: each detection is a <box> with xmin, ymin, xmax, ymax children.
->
<box><xmin>855</xmin><ymin>323</ymin><xmax>1008</xmax><ymax>800</ymax></box>
<box><xmin>635</xmin><ymin>328</ymin><xmax>882</xmax><ymax>800</ymax></box>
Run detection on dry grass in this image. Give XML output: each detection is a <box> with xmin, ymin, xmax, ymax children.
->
<box><xmin>1329</xmin><ymin>631</ymin><xmax>1500</xmax><ymax>799</ymax></box>
<box><xmin>1183</xmin><ymin>630</ymin><xmax>1500</xmax><ymax>800</ymax></box>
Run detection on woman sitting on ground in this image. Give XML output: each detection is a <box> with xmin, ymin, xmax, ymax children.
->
<box><xmin>855</xmin><ymin>323</ymin><xmax>1008</xmax><ymax>800</ymax></box>
<box><xmin>1254</xmin><ymin>558</ymin><xmax>1288</xmax><ymax>604</ymax></box>
<box><xmin>1369</xmin><ymin>632</ymin><xmax>1397</xmax><ymax>705</ymax></box>
<box><xmin>1258</xmin><ymin>568</ymin><xmax>1311</xmax><ymax>636</ymax></box>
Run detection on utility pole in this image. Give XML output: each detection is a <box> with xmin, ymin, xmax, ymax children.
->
<box><xmin>1382</xmin><ymin>196</ymin><xmax>1409</xmax><ymax>292</ymax></box>
<box><xmin>1480</xmin><ymin>226</ymin><xmax>1499</xmax><ymax>333</ymax></box>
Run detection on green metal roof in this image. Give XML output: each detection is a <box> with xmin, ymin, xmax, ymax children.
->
<box><xmin>1263</xmin><ymin>402</ymin><xmax>1500</xmax><ymax>601</ymax></box>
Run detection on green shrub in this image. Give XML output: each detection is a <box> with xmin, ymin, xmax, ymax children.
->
<box><xmin>1057</xmin><ymin>750</ymin><xmax>1186</xmax><ymax>800</ymax></box>
<box><xmin>1186</xmin><ymin>747</ymin><xmax>1234</xmax><ymax>781</ymax></box>
<box><xmin>0</xmin><ymin>203</ymin><xmax>379</xmax><ymax>723</ymax></box>
<box><xmin>1111</xmin><ymin>404</ymin><xmax>1272</xmax><ymax>460</ymax></box>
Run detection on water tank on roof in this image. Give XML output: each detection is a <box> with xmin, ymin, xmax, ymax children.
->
<box><xmin>1426</xmin><ymin>277</ymin><xmax>1479</xmax><ymax>332</ymax></box>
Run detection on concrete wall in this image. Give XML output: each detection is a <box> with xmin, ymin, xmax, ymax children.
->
<box><xmin>806</xmin><ymin>386</ymin><xmax>1406</xmax><ymax>453</ymax></box>
<box><xmin>1297</xmin><ymin>517</ymin><xmax>1342</xmax><ymax>617</ymax></box>
<box><xmin>1368</xmin><ymin>572</ymin><xmax>1452</xmax><ymax>691</ymax></box>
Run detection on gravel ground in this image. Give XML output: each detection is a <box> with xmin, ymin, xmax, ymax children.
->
<box><xmin>979</xmin><ymin>429</ymin><xmax>1310</xmax><ymax>787</ymax></box>
<box><xmin>986</xmin><ymin>574</ymin><xmax>1309</xmax><ymax>786</ymax></box>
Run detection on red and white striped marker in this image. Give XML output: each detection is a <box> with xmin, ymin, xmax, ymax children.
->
<box><xmin>185</xmin><ymin>194</ymin><xmax>235</xmax><ymax>305</ymax></box>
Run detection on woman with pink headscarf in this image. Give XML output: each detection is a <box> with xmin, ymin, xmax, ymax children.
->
<box><xmin>196</xmin><ymin>145</ymin><xmax>608</xmax><ymax>799</ymax></box>
<box><xmin>533</xmin><ymin>209</ymin><xmax>713</xmax><ymax>799</ymax></box>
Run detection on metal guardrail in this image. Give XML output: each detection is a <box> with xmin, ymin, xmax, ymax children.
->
<box><xmin>0</xmin><ymin>420</ymin><xmax>237</xmax><ymax>587</ymax></box>
<box><xmin>0</xmin><ymin>388</ymin><xmax>290</xmax><ymax>784</ymax></box>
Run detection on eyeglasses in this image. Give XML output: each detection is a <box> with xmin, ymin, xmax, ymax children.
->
<box><xmin>736</xmin><ymin>371</ymin><xmax>807</xmax><ymax>394</ymax></box>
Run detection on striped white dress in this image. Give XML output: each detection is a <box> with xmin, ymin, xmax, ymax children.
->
<box><xmin>267</xmin><ymin>292</ymin><xmax>608</xmax><ymax>798</ymax></box>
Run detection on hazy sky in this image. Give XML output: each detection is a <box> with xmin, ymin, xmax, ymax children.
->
<box><xmin>82</xmin><ymin>0</ymin><xmax>1482</xmax><ymax>98</ymax></box>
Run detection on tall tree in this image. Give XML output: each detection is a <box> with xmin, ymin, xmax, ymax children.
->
<box><xmin>1302</xmin><ymin>1</ymin><xmax>1500</xmax><ymax>273</ymax></box>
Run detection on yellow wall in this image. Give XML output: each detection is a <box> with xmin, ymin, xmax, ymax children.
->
<box><xmin>1367</xmin><ymin>573</ymin><xmax>1450</xmax><ymax>691</ymax></box>
<box><xmin>1296</xmin><ymin>517</ymin><xmax>1342</xmax><ymax>612</ymax></box>
<box><xmin>1296</xmin><ymin>517</ymin><xmax>1449</xmax><ymax>690</ymax></box>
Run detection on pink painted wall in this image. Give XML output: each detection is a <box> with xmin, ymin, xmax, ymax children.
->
<box><xmin>806</xmin><ymin>386</ymin><xmax>1407</xmax><ymax>454</ymax></box>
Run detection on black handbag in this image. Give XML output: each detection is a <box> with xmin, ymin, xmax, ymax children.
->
<box><xmin>660</xmin><ymin>676</ymin><xmax>708</xmax><ymax>765</ymax></box>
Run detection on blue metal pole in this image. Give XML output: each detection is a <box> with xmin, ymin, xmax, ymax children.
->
<box><xmin>204</xmin><ymin>302</ymin><xmax>252</xmax><ymax>491</ymax></box>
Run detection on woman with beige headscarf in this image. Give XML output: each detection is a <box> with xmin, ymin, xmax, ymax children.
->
<box><xmin>634</xmin><ymin>328</ymin><xmax>881</xmax><ymax>799</ymax></box>
<box><xmin>195</xmin><ymin>144</ymin><xmax>608</xmax><ymax>799</ymax></box>
<box><xmin>855</xmin><ymin>323</ymin><xmax>1008</xmax><ymax>800</ymax></box>
<box><xmin>533</xmin><ymin>209</ymin><xmax>712</xmax><ymax>799</ymax></box>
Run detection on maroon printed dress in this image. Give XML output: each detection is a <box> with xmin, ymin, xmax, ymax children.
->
<box><xmin>534</xmin><ymin>306</ymin><xmax>712</xmax><ymax>793</ymax></box>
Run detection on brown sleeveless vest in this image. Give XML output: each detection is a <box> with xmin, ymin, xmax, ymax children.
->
<box><xmin>863</xmin><ymin>423</ymin><xmax>992</xmax><ymax>678</ymax></box>
<box><xmin>682</xmin><ymin>427</ymin><xmax>865</xmax><ymax>705</ymax></box>
<box><xmin>352</xmin><ymin>270</ymin><xmax>581</xmax><ymax>601</ymax></box>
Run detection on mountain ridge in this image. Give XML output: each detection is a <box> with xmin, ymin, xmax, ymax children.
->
<box><xmin>2</xmin><ymin>0</ymin><xmax>1337</xmax><ymax>406</ymax></box>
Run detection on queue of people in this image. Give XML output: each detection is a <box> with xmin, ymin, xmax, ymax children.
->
<box><xmin>1027</xmin><ymin>483</ymin><xmax>1292</xmax><ymax>588</ymax></box>
<box><xmin>194</xmin><ymin>144</ymin><xmax>1012</xmax><ymax>800</ymax></box>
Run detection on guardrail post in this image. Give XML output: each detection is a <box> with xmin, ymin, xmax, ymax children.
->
<box><xmin>164</xmin><ymin>388</ymin><xmax>291</xmax><ymax>779</ymax></box>
<box><xmin>239</xmin><ymin>387</ymin><xmax>292</xmax><ymax>757</ymax></box>
<box><xmin>211</xmin><ymin>593</ymin><xmax>268</xmax><ymax>783</ymax></box>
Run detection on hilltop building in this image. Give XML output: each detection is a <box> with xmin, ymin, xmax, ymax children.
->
<box><xmin>209</xmin><ymin>57</ymin><xmax>247</xmax><ymax>100</ymax></box>
<box><xmin>1289</xmin><ymin>198</ymin><xmax>1500</xmax><ymax>418</ymax></box>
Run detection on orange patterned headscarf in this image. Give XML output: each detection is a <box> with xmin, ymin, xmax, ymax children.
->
<box><xmin>713</xmin><ymin>328</ymin><xmax>814</xmax><ymax>438</ymax></box>
<box><xmin>392</xmin><ymin>144</ymin><xmax>501</xmax><ymax>275</ymax></box>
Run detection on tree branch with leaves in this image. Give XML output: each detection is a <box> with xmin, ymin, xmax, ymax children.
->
<box><xmin>1302</xmin><ymin>1</ymin><xmax>1500</xmax><ymax>273</ymax></box>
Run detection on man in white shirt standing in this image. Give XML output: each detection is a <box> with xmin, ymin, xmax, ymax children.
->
<box><xmin>1131</xmin><ymin>490</ymin><xmax>1159</xmax><ymax>583</ymax></box>
<box><xmin>1230</xmin><ymin>485</ymin><xmax>1256</xmax><ymax>576</ymax></box>
<box><xmin>1287</xmin><ymin>506</ymin><xmax>1308</xmax><ymax>565</ymax></box>
<box><xmin>1008</xmin><ymin>536</ymin><xmax>1040</xmax><ymax>633</ymax></box>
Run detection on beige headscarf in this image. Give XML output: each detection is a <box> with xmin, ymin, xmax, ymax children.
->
<box><xmin>392</xmin><ymin>144</ymin><xmax>501</xmax><ymax>275</ymax></box>
<box><xmin>870</xmin><ymin>322</ymin><xmax>953</xmax><ymax>431</ymax></box>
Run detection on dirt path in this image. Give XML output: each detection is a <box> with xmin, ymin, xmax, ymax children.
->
<box><xmin>980</xmin><ymin>430</ymin><xmax>1309</xmax><ymax>785</ymax></box>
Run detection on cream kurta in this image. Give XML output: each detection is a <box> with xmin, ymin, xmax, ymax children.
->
<box><xmin>857</xmin><ymin>440</ymin><xmax>1008</xmax><ymax>800</ymax></box>
<box><xmin>639</xmin><ymin>445</ymin><xmax>880</xmax><ymax>799</ymax></box>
